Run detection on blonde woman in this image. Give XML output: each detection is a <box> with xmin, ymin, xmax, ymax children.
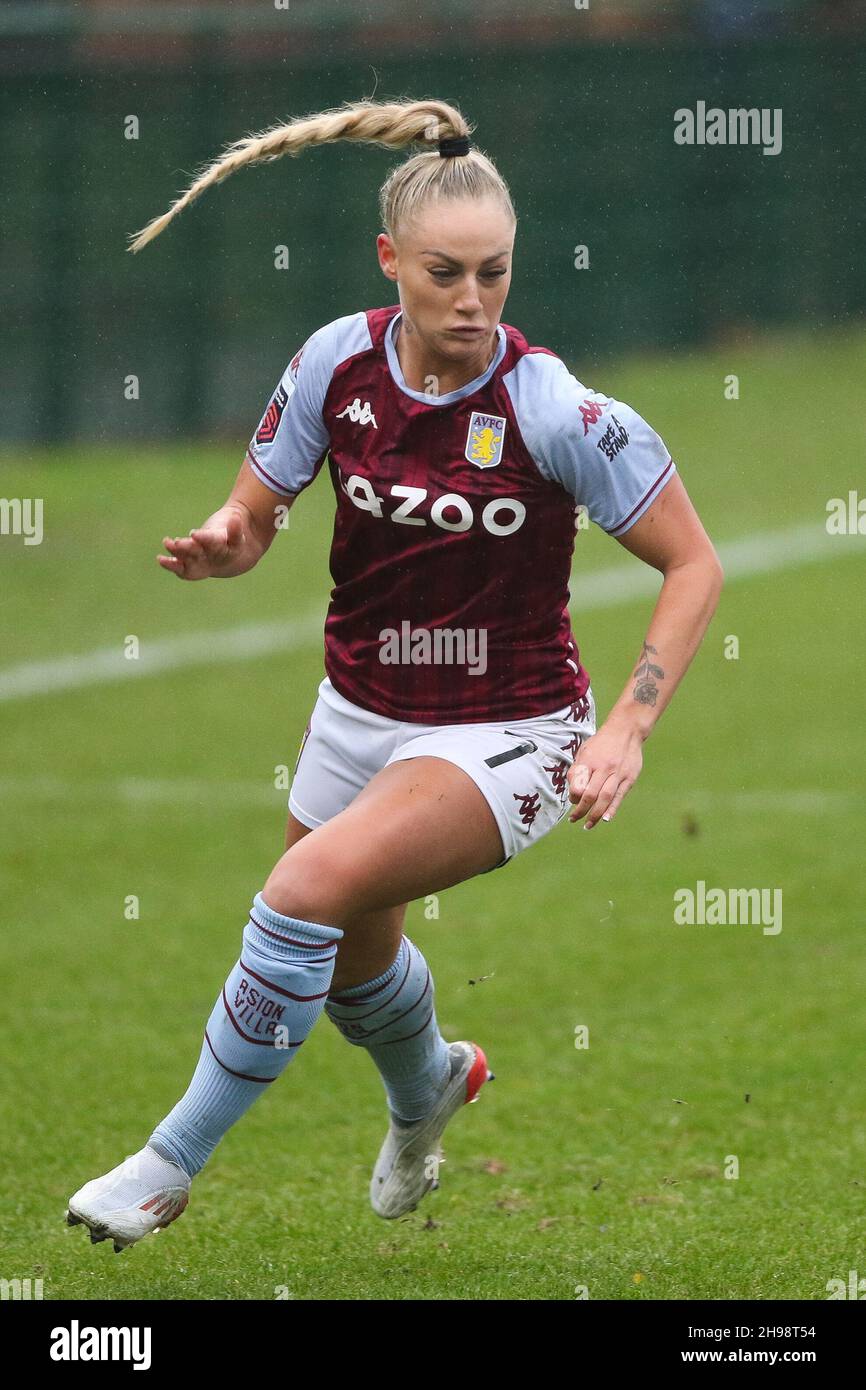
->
<box><xmin>66</xmin><ymin>99</ymin><xmax>722</xmax><ymax>1252</ymax></box>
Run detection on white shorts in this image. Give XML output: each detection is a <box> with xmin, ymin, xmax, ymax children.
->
<box><xmin>288</xmin><ymin>676</ymin><xmax>597</xmax><ymax>871</ymax></box>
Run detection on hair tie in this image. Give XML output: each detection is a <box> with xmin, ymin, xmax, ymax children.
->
<box><xmin>437</xmin><ymin>135</ymin><xmax>471</xmax><ymax>157</ymax></box>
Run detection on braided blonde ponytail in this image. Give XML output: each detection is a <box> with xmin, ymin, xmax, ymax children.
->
<box><xmin>127</xmin><ymin>97</ymin><xmax>514</xmax><ymax>254</ymax></box>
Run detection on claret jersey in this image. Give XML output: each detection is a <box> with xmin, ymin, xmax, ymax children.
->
<box><xmin>246</xmin><ymin>304</ymin><xmax>676</xmax><ymax>724</ymax></box>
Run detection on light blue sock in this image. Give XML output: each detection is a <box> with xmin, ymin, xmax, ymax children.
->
<box><xmin>149</xmin><ymin>892</ymin><xmax>343</xmax><ymax>1177</ymax></box>
<box><xmin>325</xmin><ymin>936</ymin><xmax>451</xmax><ymax>1123</ymax></box>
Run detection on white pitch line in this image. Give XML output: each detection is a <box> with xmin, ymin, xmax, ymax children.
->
<box><xmin>0</xmin><ymin>609</ymin><xmax>327</xmax><ymax>702</ymax></box>
<box><xmin>668</xmin><ymin>789</ymin><xmax>863</xmax><ymax>814</ymax></box>
<box><xmin>570</xmin><ymin>519</ymin><xmax>861</xmax><ymax>608</ymax></box>
<box><xmin>0</xmin><ymin>775</ymin><xmax>858</xmax><ymax>814</ymax></box>
<box><xmin>0</xmin><ymin>774</ymin><xmax>280</xmax><ymax>809</ymax></box>
<box><xmin>0</xmin><ymin>521</ymin><xmax>862</xmax><ymax>702</ymax></box>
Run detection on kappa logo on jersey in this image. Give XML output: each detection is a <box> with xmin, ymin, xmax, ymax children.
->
<box><xmin>465</xmin><ymin>412</ymin><xmax>506</xmax><ymax>468</ymax></box>
<box><xmin>579</xmin><ymin>398</ymin><xmax>607</xmax><ymax>435</ymax></box>
<box><xmin>289</xmin><ymin>344</ymin><xmax>305</xmax><ymax>375</ymax></box>
<box><xmin>337</xmin><ymin>398</ymin><xmax>378</xmax><ymax>429</ymax></box>
<box><xmin>255</xmin><ymin>384</ymin><xmax>289</xmax><ymax>445</ymax></box>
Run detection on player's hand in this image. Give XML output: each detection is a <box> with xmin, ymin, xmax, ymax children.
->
<box><xmin>157</xmin><ymin>511</ymin><xmax>246</xmax><ymax>580</ymax></box>
<box><xmin>566</xmin><ymin>722</ymin><xmax>644</xmax><ymax>829</ymax></box>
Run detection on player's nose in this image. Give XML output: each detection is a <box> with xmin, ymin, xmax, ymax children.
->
<box><xmin>453</xmin><ymin>277</ymin><xmax>484</xmax><ymax>310</ymax></box>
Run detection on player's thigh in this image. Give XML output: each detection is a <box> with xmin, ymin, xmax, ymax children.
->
<box><xmin>284</xmin><ymin>809</ymin><xmax>314</xmax><ymax>853</ymax></box>
<box><xmin>282</xmin><ymin>809</ymin><xmax>408</xmax><ymax>988</ymax></box>
<box><xmin>264</xmin><ymin>755</ymin><xmax>503</xmax><ymax>924</ymax></box>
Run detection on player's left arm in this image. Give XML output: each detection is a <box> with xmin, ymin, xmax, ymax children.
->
<box><xmin>568</xmin><ymin>473</ymin><xmax>724</xmax><ymax>828</ymax></box>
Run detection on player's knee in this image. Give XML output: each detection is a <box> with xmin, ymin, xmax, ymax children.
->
<box><xmin>261</xmin><ymin>839</ymin><xmax>366</xmax><ymax>928</ymax></box>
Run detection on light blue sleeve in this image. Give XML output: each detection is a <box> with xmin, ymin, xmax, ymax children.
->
<box><xmin>505</xmin><ymin>353</ymin><xmax>677</xmax><ymax>535</ymax></box>
<box><xmin>245</xmin><ymin>320</ymin><xmax>338</xmax><ymax>497</ymax></box>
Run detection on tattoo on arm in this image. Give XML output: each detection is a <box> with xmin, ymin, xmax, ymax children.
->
<box><xmin>633</xmin><ymin>641</ymin><xmax>665</xmax><ymax>707</ymax></box>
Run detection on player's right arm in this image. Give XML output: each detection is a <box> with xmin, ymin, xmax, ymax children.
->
<box><xmin>158</xmin><ymin>455</ymin><xmax>295</xmax><ymax>580</ymax></box>
<box><xmin>158</xmin><ymin>317</ymin><xmax>341</xmax><ymax>581</ymax></box>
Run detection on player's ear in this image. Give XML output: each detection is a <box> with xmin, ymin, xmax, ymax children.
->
<box><xmin>376</xmin><ymin>232</ymin><xmax>398</xmax><ymax>282</ymax></box>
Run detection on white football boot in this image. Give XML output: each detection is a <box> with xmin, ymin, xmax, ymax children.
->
<box><xmin>66</xmin><ymin>1146</ymin><xmax>191</xmax><ymax>1252</ymax></box>
<box><xmin>370</xmin><ymin>1040</ymin><xmax>493</xmax><ymax>1219</ymax></box>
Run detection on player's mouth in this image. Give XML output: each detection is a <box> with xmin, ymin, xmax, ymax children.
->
<box><xmin>446</xmin><ymin>326</ymin><xmax>486</xmax><ymax>336</ymax></box>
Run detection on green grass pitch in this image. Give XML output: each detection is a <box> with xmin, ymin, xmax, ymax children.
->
<box><xmin>0</xmin><ymin>324</ymin><xmax>864</xmax><ymax>1300</ymax></box>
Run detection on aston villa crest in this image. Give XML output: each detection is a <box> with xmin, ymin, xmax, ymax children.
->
<box><xmin>465</xmin><ymin>411</ymin><xmax>506</xmax><ymax>469</ymax></box>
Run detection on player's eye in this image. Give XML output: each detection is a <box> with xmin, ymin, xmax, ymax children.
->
<box><xmin>429</xmin><ymin>268</ymin><xmax>506</xmax><ymax>281</ymax></box>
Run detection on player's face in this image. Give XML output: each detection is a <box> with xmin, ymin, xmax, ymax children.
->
<box><xmin>377</xmin><ymin>196</ymin><xmax>515</xmax><ymax>365</ymax></box>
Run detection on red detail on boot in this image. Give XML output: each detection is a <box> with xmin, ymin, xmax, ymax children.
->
<box><xmin>465</xmin><ymin>1044</ymin><xmax>490</xmax><ymax>1105</ymax></box>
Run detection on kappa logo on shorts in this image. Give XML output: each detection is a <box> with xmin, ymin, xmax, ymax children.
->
<box><xmin>465</xmin><ymin>412</ymin><xmax>506</xmax><ymax>468</ymax></box>
<box><xmin>255</xmin><ymin>384</ymin><xmax>289</xmax><ymax>445</ymax></box>
<box><xmin>568</xmin><ymin>694</ymin><xmax>592</xmax><ymax>723</ymax></box>
<box><xmin>559</xmin><ymin>733</ymin><xmax>583</xmax><ymax>762</ymax></box>
<box><xmin>544</xmin><ymin>757</ymin><xmax>571</xmax><ymax>799</ymax></box>
<box><xmin>513</xmin><ymin>790</ymin><xmax>541</xmax><ymax>830</ymax></box>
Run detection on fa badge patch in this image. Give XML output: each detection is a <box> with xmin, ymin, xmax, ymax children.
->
<box><xmin>255</xmin><ymin>382</ymin><xmax>291</xmax><ymax>445</ymax></box>
<box><xmin>465</xmin><ymin>411</ymin><xmax>506</xmax><ymax>469</ymax></box>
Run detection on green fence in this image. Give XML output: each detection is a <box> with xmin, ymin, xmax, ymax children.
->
<box><xmin>2</xmin><ymin>33</ymin><xmax>862</xmax><ymax>442</ymax></box>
